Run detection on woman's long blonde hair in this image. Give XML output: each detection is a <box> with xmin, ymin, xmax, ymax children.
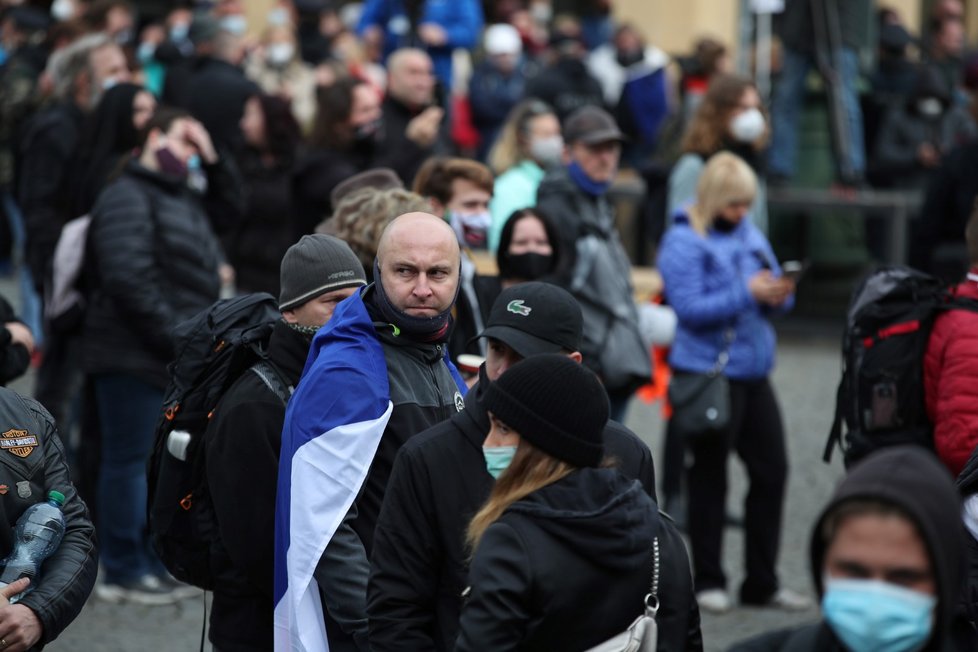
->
<box><xmin>466</xmin><ymin>440</ymin><xmax>575</xmax><ymax>551</ymax></box>
<box><xmin>488</xmin><ymin>99</ymin><xmax>557</xmax><ymax>174</ymax></box>
<box><xmin>687</xmin><ymin>151</ymin><xmax>757</xmax><ymax>235</ymax></box>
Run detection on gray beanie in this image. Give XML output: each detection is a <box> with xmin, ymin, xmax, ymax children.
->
<box><xmin>279</xmin><ymin>235</ymin><xmax>367</xmax><ymax>311</ymax></box>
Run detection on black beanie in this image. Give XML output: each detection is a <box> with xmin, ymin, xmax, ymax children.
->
<box><xmin>483</xmin><ymin>354</ymin><xmax>608</xmax><ymax>467</ymax></box>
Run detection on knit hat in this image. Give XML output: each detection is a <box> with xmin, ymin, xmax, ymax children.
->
<box><xmin>473</xmin><ymin>282</ymin><xmax>582</xmax><ymax>357</ymax></box>
<box><xmin>279</xmin><ymin>235</ymin><xmax>367</xmax><ymax>311</ymax></box>
<box><xmin>483</xmin><ymin>354</ymin><xmax>608</xmax><ymax>467</ymax></box>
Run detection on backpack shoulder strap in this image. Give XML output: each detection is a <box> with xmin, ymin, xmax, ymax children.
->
<box><xmin>250</xmin><ymin>360</ymin><xmax>293</xmax><ymax>406</ymax></box>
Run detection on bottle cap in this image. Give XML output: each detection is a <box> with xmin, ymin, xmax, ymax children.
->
<box><xmin>47</xmin><ymin>491</ymin><xmax>65</xmax><ymax>506</ymax></box>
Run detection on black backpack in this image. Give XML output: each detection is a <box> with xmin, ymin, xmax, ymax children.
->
<box><xmin>147</xmin><ymin>292</ymin><xmax>291</xmax><ymax>589</ymax></box>
<box><xmin>824</xmin><ymin>265</ymin><xmax>978</xmax><ymax>467</ymax></box>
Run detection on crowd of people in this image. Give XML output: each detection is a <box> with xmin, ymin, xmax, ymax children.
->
<box><xmin>0</xmin><ymin>0</ymin><xmax>974</xmax><ymax>651</ymax></box>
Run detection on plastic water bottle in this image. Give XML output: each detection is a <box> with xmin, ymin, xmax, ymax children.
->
<box><xmin>0</xmin><ymin>491</ymin><xmax>67</xmax><ymax>603</ymax></box>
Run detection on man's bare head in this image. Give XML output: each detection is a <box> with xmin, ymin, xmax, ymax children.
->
<box><xmin>376</xmin><ymin>212</ymin><xmax>460</xmax><ymax>316</ymax></box>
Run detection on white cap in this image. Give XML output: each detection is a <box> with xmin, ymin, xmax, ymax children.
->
<box><xmin>484</xmin><ymin>23</ymin><xmax>522</xmax><ymax>56</ymax></box>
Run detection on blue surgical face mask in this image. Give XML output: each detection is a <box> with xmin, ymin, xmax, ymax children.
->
<box><xmin>483</xmin><ymin>446</ymin><xmax>517</xmax><ymax>479</ymax></box>
<box><xmin>822</xmin><ymin>577</ymin><xmax>936</xmax><ymax>652</ymax></box>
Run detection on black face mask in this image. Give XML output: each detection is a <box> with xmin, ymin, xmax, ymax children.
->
<box><xmin>498</xmin><ymin>252</ymin><xmax>554</xmax><ymax>281</ymax></box>
<box><xmin>616</xmin><ymin>48</ymin><xmax>644</xmax><ymax>67</ymax></box>
<box><xmin>711</xmin><ymin>215</ymin><xmax>739</xmax><ymax>233</ymax></box>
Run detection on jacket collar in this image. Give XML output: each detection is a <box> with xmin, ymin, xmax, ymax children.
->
<box><xmin>267</xmin><ymin>320</ymin><xmax>312</xmax><ymax>385</ymax></box>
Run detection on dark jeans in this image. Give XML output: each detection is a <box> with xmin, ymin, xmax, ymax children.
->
<box><xmin>686</xmin><ymin>377</ymin><xmax>787</xmax><ymax>603</ymax></box>
<box><xmin>93</xmin><ymin>373</ymin><xmax>164</xmax><ymax>584</ymax></box>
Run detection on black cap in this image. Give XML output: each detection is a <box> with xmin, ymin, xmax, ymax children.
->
<box><xmin>474</xmin><ymin>282</ymin><xmax>582</xmax><ymax>357</ymax></box>
<box><xmin>564</xmin><ymin>105</ymin><xmax>626</xmax><ymax>145</ymax></box>
<box><xmin>484</xmin><ymin>354</ymin><xmax>608</xmax><ymax>467</ymax></box>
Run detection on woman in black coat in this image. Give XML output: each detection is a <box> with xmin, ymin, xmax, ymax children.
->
<box><xmin>457</xmin><ymin>354</ymin><xmax>671</xmax><ymax>651</ymax></box>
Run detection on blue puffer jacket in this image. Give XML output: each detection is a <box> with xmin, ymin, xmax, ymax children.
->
<box><xmin>658</xmin><ymin>212</ymin><xmax>792</xmax><ymax>381</ymax></box>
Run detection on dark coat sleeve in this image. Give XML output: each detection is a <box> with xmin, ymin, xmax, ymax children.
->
<box><xmin>603</xmin><ymin>422</ymin><xmax>657</xmax><ymax>503</ymax></box>
<box><xmin>15</xmin><ymin>395</ymin><xmax>97</xmax><ymax>646</ymax></box>
<box><xmin>455</xmin><ymin>521</ymin><xmax>532</xmax><ymax>651</ymax></box>
<box><xmin>315</xmin><ymin>505</ymin><xmax>370</xmax><ymax>650</ymax></box>
<box><xmin>367</xmin><ymin>445</ymin><xmax>441</xmax><ymax>650</ymax></box>
<box><xmin>89</xmin><ymin>180</ymin><xmax>178</xmax><ymax>358</ymax></box>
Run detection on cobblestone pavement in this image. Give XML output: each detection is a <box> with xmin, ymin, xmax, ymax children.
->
<box><xmin>32</xmin><ymin>324</ymin><xmax>844</xmax><ymax>652</ymax></box>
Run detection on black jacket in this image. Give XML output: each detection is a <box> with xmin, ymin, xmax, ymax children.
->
<box><xmin>733</xmin><ymin>447</ymin><xmax>974</xmax><ymax>652</ymax></box>
<box><xmin>205</xmin><ymin>321</ymin><xmax>307</xmax><ymax>652</ymax></box>
<box><xmin>525</xmin><ymin>58</ymin><xmax>605</xmax><ymax>123</ymax></box>
<box><xmin>0</xmin><ymin>388</ymin><xmax>97</xmax><ymax>650</ymax></box>
<box><xmin>0</xmin><ymin>295</ymin><xmax>30</xmax><ymax>386</ymax></box>
<box><xmin>456</xmin><ymin>466</ymin><xmax>694</xmax><ymax>651</ymax></box>
<box><xmin>184</xmin><ymin>57</ymin><xmax>259</xmax><ymax>156</ymax></box>
<box><xmin>227</xmin><ymin>152</ymin><xmax>296</xmax><ymax>296</ymax></box>
<box><xmin>17</xmin><ymin>101</ymin><xmax>84</xmax><ymax>290</ymax></box>
<box><xmin>292</xmin><ymin>144</ymin><xmax>375</xmax><ymax>238</ymax></box>
<box><xmin>373</xmin><ymin>95</ymin><xmax>450</xmax><ymax>185</ymax></box>
<box><xmin>914</xmin><ymin>141</ymin><xmax>978</xmax><ymax>274</ymax></box>
<box><xmin>82</xmin><ymin>162</ymin><xmax>223</xmax><ymax>388</ymax></box>
<box><xmin>368</xmin><ymin>371</ymin><xmax>701</xmax><ymax>651</ymax></box>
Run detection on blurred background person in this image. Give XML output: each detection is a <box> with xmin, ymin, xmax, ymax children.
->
<box><xmin>293</xmin><ymin>76</ymin><xmax>383</xmax><ymax>237</ymax></box>
<box><xmin>226</xmin><ymin>92</ymin><xmax>302</xmax><ymax>297</ymax></box>
<box><xmin>492</xmin><ymin>207</ymin><xmax>561</xmax><ymax>293</ymax></box>
<box><xmin>525</xmin><ymin>19</ymin><xmax>604</xmax><ymax>122</ymax></box>
<box><xmin>588</xmin><ymin>22</ymin><xmax>673</xmax><ymax>167</ymax></box>
<box><xmin>245</xmin><ymin>22</ymin><xmax>317</xmax><ymax>133</ymax></box>
<box><xmin>487</xmin><ymin>99</ymin><xmax>563</xmax><ymax>252</ymax></box>
<box><xmin>469</xmin><ymin>23</ymin><xmax>530</xmax><ymax>162</ymax></box>
<box><xmin>84</xmin><ymin>108</ymin><xmax>223</xmax><ymax>604</ymax></box>
<box><xmin>668</xmin><ymin>74</ymin><xmax>769</xmax><ymax>233</ymax></box>
<box><xmin>658</xmin><ymin>153</ymin><xmax>804</xmax><ymax>616</ymax></box>
<box><xmin>356</xmin><ymin>0</ymin><xmax>484</xmax><ymax>90</ymax></box>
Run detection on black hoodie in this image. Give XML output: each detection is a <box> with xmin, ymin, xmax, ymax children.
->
<box><xmin>733</xmin><ymin>446</ymin><xmax>974</xmax><ymax>652</ymax></box>
<box><xmin>456</xmin><ymin>467</ymin><xmax>663</xmax><ymax>651</ymax></box>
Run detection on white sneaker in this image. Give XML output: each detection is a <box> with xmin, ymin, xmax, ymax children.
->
<box><xmin>94</xmin><ymin>575</ymin><xmax>183</xmax><ymax>606</ymax></box>
<box><xmin>764</xmin><ymin>588</ymin><xmax>812</xmax><ymax>611</ymax></box>
<box><xmin>696</xmin><ymin>589</ymin><xmax>732</xmax><ymax>614</ymax></box>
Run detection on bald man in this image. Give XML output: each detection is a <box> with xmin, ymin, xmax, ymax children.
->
<box><xmin>275</xmin><ymin>213</ymin><xmax>467</xmax><ymax>651</ymax></box>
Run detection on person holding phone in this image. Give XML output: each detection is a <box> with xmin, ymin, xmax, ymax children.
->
<box><xmin>658</xmin><ymin>152</ymin><xmax>807</xmax><ymax>615</ymax></box>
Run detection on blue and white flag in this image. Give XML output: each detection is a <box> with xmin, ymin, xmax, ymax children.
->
<box><xmin>273</xmin><ymin>292</ymin><xmax>392</xmax><ymax>652</ymax></box>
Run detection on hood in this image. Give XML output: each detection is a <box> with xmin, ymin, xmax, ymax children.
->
<box><xmin>810</xmin><ymin>447</ymin><xmax>964</xmax><ymax>637</ymax></box>
<box><xmin>507</xmin><ymin>468</ymin><xmax>658</xmax><ymax>572</ymax></box>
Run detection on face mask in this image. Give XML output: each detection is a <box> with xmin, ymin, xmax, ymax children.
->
<box><xmin>266</xmin><ymin>42</ymin><xmax>294</xmax><ymax>67</ymax></box>
<box><xmin>712</xmin><ymin>215</ymin><xmax>740</xmax><ymax>233</ymax></box>
<box><xmin>822</xmin><ymin>577</ymin><xmax>936</xmax><ymax>652</ymax></box>
<box><xmin>449</xmin><ymin>211</ymin><xmax>492</xmax><ymax>250</ymax></box>
<box><xmin>115</xmin><ymin>28</ymin><xmax>134</xmax><ymax>46</ymax></box>
<box><xmin>616</xmin><ymin>48</ymin><xmax>644</xmax><ymax>68</ymax></box>
<box><xmin>267</xmin><ymin>8</ymin><xmax>291</xmax><ymax>27</ymax></box>
<box><xmin>917</xmin><ymin>97</ymin><xmax>943</xmax><ymax>118</ymax></box>
<box><xmin>483</xmin><ymin>446</ymin><xmax>517</xmax><ymax>479</ymax></box>
<box><xmin>529</xmin><ymin>135</ymin><xmax>564</xmax><ymax>168</ymax></box>
<box><xmin>729</xmin><ymin>108</ymin><xmax>766</xmax><ymax>143</ymax></box>
<box><xmin>51</xmin><ymin>0</ymin><xmax>74</xmax><ymax>22</ymax></box>
<box><xmin>498</xmin><ymin>252</ymin><xmax>553</xmax><ymax>281</ymax></box>
<box><xmin>567</xmin><ymin>160</ymin><xmax>612</xmax><ymax>197</ymax></box>
<box><xmin>220</xmin><ymin>14</ymin><xmax>248</xmax><ymax>36</ymax></box>
<box><xmin>102</xmin><ymin>77</ymin><xmax>119</xmax><ymax>91</ymax></box>
<box><xmin>137</xmin><ymin>42</ymin><xmax>157</xmax><ymax>64</ymax></box>
<box><xmin>170</xmin><ymin>23</ymin><xmax>190</xmax><ymax>42</ymax></box>
<box><xmin>156</xmin><ymin>146</ymin><xmax>189</xmax><ymax>179</ymax></box>
<box><xmin>353</xmin><ymin>119</ymin><xmax>382</xmax><ymax>144</ymax></box>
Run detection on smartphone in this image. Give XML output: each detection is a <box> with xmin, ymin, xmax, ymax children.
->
<box><xmin>782</xmin><ymin>260</ymin><xmax>809</xmax><ymax>283</ymax></box>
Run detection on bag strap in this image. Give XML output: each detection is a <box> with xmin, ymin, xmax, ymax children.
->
<box><xmin>645</xmin><ymin>536</ymin><xmax>660</xmax><ymax>617</ymax></box>
<box><xmin>250</xmin><ymin>360</ymin><xmax>294</xmax><ymax>405</ymax></box>
<box><xmin>711</xmin><ymin>328</ymin><xmax>735</xmax><ymax>376</ymax></box>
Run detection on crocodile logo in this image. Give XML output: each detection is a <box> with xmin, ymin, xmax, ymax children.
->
<box><xmin>506</xmin><ymin>300</ymin><xmax>531</xmax><ymax>317</ymax></box>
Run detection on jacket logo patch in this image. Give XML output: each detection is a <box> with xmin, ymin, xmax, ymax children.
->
<box><xmin>16</xmin><ymin>481</ymin><xmax>30</xmax><ymax>499</ymax></box>
<box><xmin>0</xmin><ymin>429</ymin><xmax>37</xmax><ymax>458</ymax></box>
<box><xmin>0</xmin><ymin>485</ymin><xmax>8</xmax><ymax>495</ymax></box>
<box><xmin>454</xmin><ymin>392</ymin><xmax>465</xmax><ymax>412</ymax></box>
<box><xmin>507</xmin><ymin>300</ymin><xmax>531</xmax><ymax>317</ymax></box>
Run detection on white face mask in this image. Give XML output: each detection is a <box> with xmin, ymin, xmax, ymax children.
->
<box><xmin>529</xmin><ymin>135</ymin><xmax>564</xmax><ymax>167</ymax></box>
<box><xmin>51</xmin><ymin>0</ymin><xmax>75</xmax><ymax>22</ymax></box>
<box><xmin>729</xmin><ymin>108</ymin><xmax>766</xmax><ymax>143</ymax></box>
<box><xmin>450</xmin><ymin>211</ymin><xmax>492</xmax><ymax>250</ymax></box>
<box><xmin>266</xmin><ymin>42</ymin><xmax>295</xmax><ymax>67</ymax></box>
<box><xmin>220</xmin><ymin>14</ymin><xmax>248</xmax><ymax>36</ymax></box>
<box><xmin>917</xmin><ymin>97</ymin><xmax>943</xmax><ymax>118</ymax></box>
<box><xmin>267</xmin><ymin>8</ymin><xmax>291</xmax><ymax>27</ymax></box>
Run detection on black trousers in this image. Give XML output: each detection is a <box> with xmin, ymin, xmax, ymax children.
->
<box><xmin>685</xmin><ymin>377</ymin><xmax>787</xmax><ymax>603</ymax></box>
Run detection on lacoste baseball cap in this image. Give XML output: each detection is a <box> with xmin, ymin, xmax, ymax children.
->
<box><xmin>473</xmin><ymin>282</ymin><xmax>582</xmax><ymax>357</ymax></box>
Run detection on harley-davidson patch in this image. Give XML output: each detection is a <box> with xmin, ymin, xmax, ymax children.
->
<box><xmin>0</xmin><ymin>429</ymin><xmax>38</xmax><ymax>458</ymax></box>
